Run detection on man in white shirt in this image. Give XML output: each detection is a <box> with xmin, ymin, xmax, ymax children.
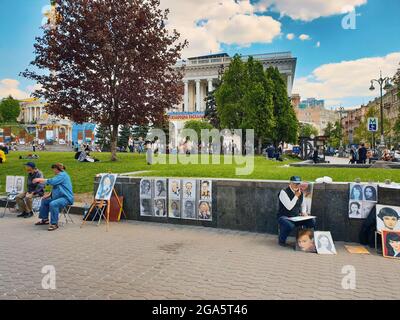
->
<box><xmin>277</xmin><ymin>176</ymin><xmax>316</xmax><ymax>247</ymax></box>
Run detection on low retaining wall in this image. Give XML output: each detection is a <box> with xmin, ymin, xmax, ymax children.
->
<box><xmin>94</xmin><ymin>176</ymin><xmax>400</xmax><ymax>242</ymax></box>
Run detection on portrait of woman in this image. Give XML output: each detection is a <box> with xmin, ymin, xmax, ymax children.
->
<box><xmin>382</xmin><ymin>231</ymin><xmax>400</xmax><ymax>258</ymax></box>
<box><xmin>169</xmin><ymin>200</ymin><xmax>181</xmax><ymax>218</ymax></box>
<box><xmin>349</xmin><ymin>201</ymin><xmax>361</xmax><ymax>217</ymax></box>
<box><xmin>376</xmin><ymin>206</ymin><xmax>400</xmax><ymax>232</ymax></box>
<box><xmin>198</xmin><ymin>201</ymin><xmax>212</xmax><ymax>221</ymax></box>
<box><xmin>314</xmin><ymin>232</ymin><xmax>337</xmax><ymax>255</ymax></box>
<box><xmin>96</xmin><ymin>174</ymin><xmax>117</xmax><ymax>200</ymax></box>
<box><xmin>140</xmin><ymin>179</ymin><xmax>152</xmax><ymax>197</ymax></box>
<box><xmin>350</xmin><ymin>184</ymin><xmax>363</xmax><ymax>201</ymax></box>
<box><xmin>363</xmin><ymin>185</ymin><xmax>377</xmax><ymax>202</ymax></box>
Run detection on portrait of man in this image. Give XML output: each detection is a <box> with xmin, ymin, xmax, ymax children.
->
<box><xmin>140</xmin><ymin>199</ymin><xmax>152</xmax><ymax>216</ymax></box>
<box><xmin>200</xmin><ymin>180</ymin><xmax>211</xmax><ymax>200</ymax></box>
<box><xmin>140</xmin><ymin>179</ymin><xmax>152</xmax><ymax>198</ymax></box>
<box><xmin>376</xmin><ymin>205</ymin><xmax>400</xmax><ymax>232</ymax></box>
<box><xmin>382</xmin><ymin>231</ymin><xmax>400</xmax><ymax>259</ymax></box>
<box><xmin>182</xmin><ymin>200</ymin><xmax>196</xmax><ymax>219</ymax></box>
<box><xmin>169</xmin><ymin>180</ymin><xmax>181</xmax><ymax>199</ymax></box>
<box><xmin>183</xmin><ymin>180</ymin><xmax>196</xmax><ymax>199</ymax></box>
<box><xmin>155</xmin><ymin>179</ymin><xmax>167</xmax><ymax>197</ymax></box>
<box><xmin>154</xmin><ymin>199</ymin><xmax>166</xmax><ymax>217</ymax></box>
<box><xmin>95</xmin><ymin>174</ymin><xmax>117</xmax><ymax>200</ymax></box>
<box><xmin>198</xmin><ymin>201</ymin><xmax>212</xmax><ymax>221</ymax></box>
<box><xmin>169</xmin><ymin>200</ymin><xmax>181</xmax><ymax>219</ymax></box>
<box><xmin>314</xmin><ymin>231</ymin><xmax>337</xmax><ymax>255</ymax></box>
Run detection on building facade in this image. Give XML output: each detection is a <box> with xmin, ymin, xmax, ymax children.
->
<box><xmin>168</xmin><ymin>52</ymin><xmax>297</xmax><ymax>144</ymax></box>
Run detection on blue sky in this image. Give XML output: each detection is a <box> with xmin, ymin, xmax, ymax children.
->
<box><xmin>1</xmin><ymin>0</ymin><xmax>399</xmax><ymax>109</ymax></box>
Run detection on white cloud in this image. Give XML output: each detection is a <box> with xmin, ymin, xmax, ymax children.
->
<box><xmin>0</xmin><ymin>79</ymin><xmax>30</xmax><ymax>100</ymax></box>
<box><xmin>294</xmin><ymin>52</ymin><xmax>400</xmax><ymax>107</ymax></box>
<box><xmin>316</xmin><ymin>41</ymin><xmax>321</xmax><ymax>48</ymax></box>
<box><xmin>257</xmin><ymin>0</ymin><xmax>367</xmax><ymax>21</ymax></box>
<box><xmin>286</xmin><ymin>33</ymin><xmax>295</xmax><ymax>40</ymax></box>
<box><xmin>299</xmin><ymin>34</ymin><xmax>311</xmax><ymax>41</ymax></box>
<box><xmin>161</xmin><ymin>0</ymin><xmax>282</xmax><ymax>57</ymax></box>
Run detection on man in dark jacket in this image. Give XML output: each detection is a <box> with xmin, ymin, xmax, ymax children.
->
<box><xmin>358</xmin><ymin>143</ymin><xmax>367</xmax><ymax>164</ymax></box>
<box><xmin>16</xmin><ymin>162</ymin><xmax>45</xmax><ymax>218</ymax></box>
<box><xmin>277</xmin><ymin>176</ymin><xmax>316</xmax><ymax>246</ymax></box>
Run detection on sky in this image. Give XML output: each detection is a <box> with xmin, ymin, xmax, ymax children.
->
<box><xmin>0</xmin><ymin>0</ymin><xmax>399</xmax><ymax>109</ymax></box>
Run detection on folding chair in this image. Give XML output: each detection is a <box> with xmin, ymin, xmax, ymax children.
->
<box><xmin>30</xmin><ymin>197</ymin><xmax>43</xmax><ymax>217</ymax></box>
<box><xmin>59</xmin><ymin>205</ymin><xmax>74</xmax><ymax>226</ymax></box>
<box><xmin>1</xmin><ymin>192</ymin><xmax>18</xmax><ymax>218</ymax></box>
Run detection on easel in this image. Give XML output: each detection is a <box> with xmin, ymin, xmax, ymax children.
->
<box><xmin>81</xmin><ymin>188</ymin><xmax>126</xmax><ymax>232</ymax></box>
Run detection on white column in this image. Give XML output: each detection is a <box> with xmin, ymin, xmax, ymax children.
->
<box><xmin>208</xmin><ymin>79</ymin><xmax>214</xmax><ymax>93</ymax></box>
<box><xmin>287</xmin><ymin>75</ymin><xmax>292</xmax><ymax>96</ymax></box>
<box><xmin>184</xmin><ymin>80</ymin><xmax>189</xmax><ymax>112</ymax></box>
<box><xmin>196</xmin><ymin>79</ymin><xmax>201</xmax><ymax>112</ymax></box>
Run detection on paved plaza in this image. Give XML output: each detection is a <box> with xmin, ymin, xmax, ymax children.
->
<box><xmin>0</xmin><ymin>214</ymin><xmax>399</xmax><ymax>300</ymax></box>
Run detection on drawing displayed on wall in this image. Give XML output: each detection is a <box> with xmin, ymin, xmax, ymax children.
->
<box><xmin>155</xmin><ymin>179</ymin><xmax>167</xmax><ymax>197</ymax></box>
<box><xmin>182</xmin><ymin>180</ymin><xmax>196</xmax><ymax>199</ymax></box>
<box><xmin>198</xmin><ymin>201</ymin><xmax>212</xmax><ymax>221</ymax></box>
<box><xmin>376</xmin><ymin>205</ymin><xmax>400</xmax><ymax>232</ymax></box>
<box><xmin>140</xmin><ymin>179</ymin><xmax>152</xmax><ymax>198</ymax></box>
<box><xmin>95</xmin><ymin>174</ymin><xmax>117</xmax><ymax>200</ymax></box>
<box><xmin>381</xmin><ymin>230</ymin><xmax>400</xmax><ymax>259</ymax></box>
<box><xmin>154</xmin><ymin>198</ymin><xmax>167</xmax><ymax>217</ymax></box>
<box><xmin>314</xmin><ymin>231</ymin><xmax>337</xmax><ymax>255</ymax></box>
<box><xmin>296</xmin><ymin>229</ymin><xmax>316</xmax><ymax>253</ymax></box>
<box><xmin>140</xmin><ymin>199</ymin><xmax>153</xmax><ymax>216</ymax></box>
<box><xmin>300</xmin><ymin>182</ymin><xmax>314</xmax><ymax>215</ymax></box>
<box><xmin>6</xmin><ymin>176</ymin><xmax>25</xmax><ymax>194</ymax></box>
<box><xmin>200</xmin><ymin>180</ymin><xmax>212</xmax><ymax>200</ymax></box>
<box><xmin>182</xmin><ymin>199</ymin><xmax>196</xmax><ymax>220</ymax></box>
<box><xmin>169</xmin><ymin>180</ymin><xmax>181</xmax><ymax>199</ymax></box>
<box><xmin>169</xmin><ymin>200</ymin><xmax>181</xmax><ymax>218</ymax></box>
<box><xmin>348</xmin><ymin>183</ymin><xmax>378</xmax><ymax>219</ymax></box>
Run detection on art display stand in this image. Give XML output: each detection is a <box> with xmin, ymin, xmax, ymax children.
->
<box><xmin>81</xmin><ymin>188</ymin><xmax>125</xmax><ymax>231</ymax></box>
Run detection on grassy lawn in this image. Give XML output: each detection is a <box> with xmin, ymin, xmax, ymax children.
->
<box><xmin>1</xmin><ymin>151</ymin><xmax>399</xmax><ymax>194</ymax></box>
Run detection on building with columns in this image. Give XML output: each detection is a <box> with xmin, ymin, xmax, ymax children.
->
<box><xmin>18</xmin><ymin>98</ymin><xmax>73</xmax><ymax>144</ymax></box>
<box><xmin>168</xmin><ymin>52</ymin><xmax>297</xmax><ymax>144</ymax></box>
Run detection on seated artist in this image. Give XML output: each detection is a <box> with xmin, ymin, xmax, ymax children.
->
<box><xmin>33</xmin><ymin>163</ymin><xmax>74</xmax><ymax>231</ymax></box>
<box><xmin>277</xmin><ymin>176</ymin><xmax>316</xmax><ymax>247</ymax></box>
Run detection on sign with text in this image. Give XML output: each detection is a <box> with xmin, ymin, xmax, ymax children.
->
<box><xmin>367</xmin><ymin>117</ymin><xmax>378</xmax><ymax>132</ymax></box>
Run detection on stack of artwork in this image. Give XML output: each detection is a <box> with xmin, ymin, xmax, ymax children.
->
<box><xmin>348</xmin><ymin>183</ymin><xmax>378</xmax><ymax>219</ymax></box>
<box><xmin>296</xmin><ymin>230</ymin><xmax>337</xmax><ymax>255</ymax></box>
<box><xmin>140</xmin><ymin>178</ymin><xmax>212</xmax><ymax>221</ymax></box>
<box><xmin>376</xmin><ymin>205</ymin><xmax>400</xmax><ymax>260</ymax></box>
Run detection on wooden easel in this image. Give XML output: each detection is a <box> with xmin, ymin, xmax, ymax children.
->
<box><xmin>81</xmin><ymin>188</ymin><xmax>126</xmax><ymax>232</ymax></box>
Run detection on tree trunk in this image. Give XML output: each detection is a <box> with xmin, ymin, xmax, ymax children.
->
<box><xmin>258</xmin><ymin>137</ymin><xmax>262</xmax><ymax>155</ymax></box>
<box><xmin>110</xmin><ymin>124</ymin><xmax>118</xmax><ymax>161</ymax></box>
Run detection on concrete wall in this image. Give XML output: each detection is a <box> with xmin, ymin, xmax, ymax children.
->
<box><xmin>94</xmin><ymin>176</ymin><xmax>400</xmax><ymax>242</ymax></box>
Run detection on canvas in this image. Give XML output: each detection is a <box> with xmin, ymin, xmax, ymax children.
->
<box><xmin>168</xmin><ymin>200</ymin><xmax>181</xmax><ymax>219</ymax></box>
<box><xmin>95</xmin><ymin>174</ymin><xmax>117</xmax><ymax>200</ymax></box>
<box><xmin>182</xmin><ymin>179</ymin><xmax>196</xmax><ymax>200</ymax></box>
<box><xmin>296</xmin><ymin>229</ymin><xmax>316</xmax><ymax>253</ymax></box>
<box><xmin>200</xmin><ymin>180</ymin><xmax>212</xmax><ymax>201</ymax></box>
<box><xmin>314</xmin><ymin>231</ymin><xmax>337</xmax><ymax>255</ymax></box>
<box><xmin>198</xmin><ymin>201</ymin><xmax>212</xmax><ymax>221</ymax></box>
<box><xmin>169</xmin><ymin>179</ymin><xmax>181</xmax><ymax>200</ymax></box>
<box><xmin>376</xmin><ymin>205</ymin><xmax>400</xmax><ymax>232</ymax></box>
<box><xmin>154</xmin><ymin>198</ymin><xmax>167</xmax><ymax>217</ymax></box>
<box><xmin>6</xmin><ymin>176</ymin><xmax>25</xmax><ymax>194</ymax></box>
<box><xmin>182</xmin><ymin>199</ymin><xmax>196</xmax><ymax>220</ymax></box>
<box><xmin>348</xmin><ymin>183</ymin><xmax>378</xmax><ymax>219</ymax></box>
<box><xmin>154</xmin><ymin>179</ymin><xmax>167</xmax><ymax>198</ymax></box>
<box><xmin>381</xmin><ymin>230</ymin><xmax>400</xmax><ymax>259</ymax></box>
<box><xmin>140</xmin><ymin>179</ymin><xmax>152</xmax><ymax>198</ymax></box>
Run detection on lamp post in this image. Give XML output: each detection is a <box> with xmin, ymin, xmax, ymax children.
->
<box><xmin>337</xmin><ymin>106</ymin><xmax>347</xmax><ymax>157</ymax></box>
<box><xmin>369</xmin><ymin>71</ymin><xmax>393</xmax><ymax>148</ymax></box>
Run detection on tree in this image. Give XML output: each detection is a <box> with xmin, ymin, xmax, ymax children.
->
<box><xmin>0</xmin><ymin>95</ymin><xmax>20</xmax><ymax>123</ymax></box>
<box><xmin>204</xmin><ymin>87</ymin><xmax>220</xmax><ymax>129</ymax></box>
<box><xmin>324</xmin><ymin>121</ymin><xmax>342</xmax><ymax>148</ymax></box>
<box><xmin>131</xmin><ymin>125</ymin><xmax>149</xmax><ymax>140</ymax></box>
<box><xmin>118</xmin><ymin>125</ymin><xmax>131</xmax><ymax>149</ymax></box>
<box><xmin>22</xmin><ymin>0</ymin><xmax>187</xmax><ymax>161</ymax></box>
<box><xmin>266</xmin><ymin>67</ymin><xmax>298</xmax><ymax>147</ymax></box>
<box><xmin>183</xmin><ymin>120</ymin><xmax>214</xmax><ymax>139</ymax></box>
<box><xmin>95</xmin><ymin>124</ymin><xmax>111</xmax><ymax>151</ymax></box>
<box><xmin>299</xmin><ymin>123</ymin><xmax>318</xmax><ymax>138</ymax></box>
<box><xmin>215</xmin><ymin>56</ymin><xmax>276</xmax><ymax>153</ymax></box>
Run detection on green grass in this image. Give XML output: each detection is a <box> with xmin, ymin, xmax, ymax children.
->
<box><xmin>1</xmin><ymin>151</ymin><xmax>399</xmax><ymax>194</ymax></box>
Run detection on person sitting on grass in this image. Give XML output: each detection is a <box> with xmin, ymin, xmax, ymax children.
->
<box><xmin>277</xmin><ymin>176</ymin><xmax>316</xmax><ymax>247</ymax></box>
<box><xmin>16</xmin><ymin>162</ymin><xmax>45</xmax><ymax>218</ymax></box>
<box><xmin>33</xmin><ymin>163</ymin><xmax>74</xmax><ymax>231</ymax></box>
<box><xmin>0</xmin><ymin>148</ymin><xmax>6</xmax><ymax>164</ymax></box>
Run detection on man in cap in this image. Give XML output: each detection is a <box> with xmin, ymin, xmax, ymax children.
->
<box><xmin>16</xmin><ymin>162</ymin><xmax>45</xmax><ymax>218</ymax></box>
<box><xmin>277</xmin><ymin>176</ymin><xmax>316</xmax><ymax>247</ymax></box>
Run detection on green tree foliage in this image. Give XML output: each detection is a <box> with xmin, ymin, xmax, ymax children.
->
<box><xmin>298</xmin><ymin>123</ymin><xmax>318</xmax><ymax>138</ymax></box>
<box><xmin>324</xmin><ymin>121</ymin><xmax>342</xmax><ymax>148</ymax></box>
<box><xmin>183</xmin><ymin>120</ymin><xmax>214</xmax><ymax>139</ymax></box>
<box><xmin>0</xmin><ymin>96</ymin><xmax>21</xmax><ymax>123</ymax></box>
<box><xmin>118</xmin><ymin>125</ymin><xmax>131</xmax><ymax>149</ymax></box>
<box><xmin>95</xmin><ymin>124</ymin><xmax>111</xmax><ymax>151</ymax></box>
<box><xmin>131</xmin><ymin>125</ymin><xmax>149</xmax><ymax>140</ymax></box>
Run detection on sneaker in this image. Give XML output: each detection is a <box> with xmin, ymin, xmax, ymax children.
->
<box><xmin>17</xmin><ymin>212</ymin><xmax>27</xmax><ymax>218</ymax></box>
<box><xmin>24</xmin><ymin>212</ymin><xmax>34</xmax><ymax>219</ymax></box>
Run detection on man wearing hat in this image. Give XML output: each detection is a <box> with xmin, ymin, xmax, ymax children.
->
<box><xmin>277</xmin><ymin>176</ymin><xmax>316</xmax><ymax>247</ymax></box>
<box><xmin>16</xmin><ymin>162</ymin><xmax>45</xmax><ymax>218</ymax></box>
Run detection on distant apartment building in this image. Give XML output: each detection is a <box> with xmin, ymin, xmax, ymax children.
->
<box><xmin>291</xmin><ymin>95</ymin><xmax>338</xmax><ymax>134</ymax></box>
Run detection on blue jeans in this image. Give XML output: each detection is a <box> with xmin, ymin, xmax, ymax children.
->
<box><xmin>278</xmin><ymin>216</ymin><xmax>316</xmax><ymax>244</ymax></box>
<box><xmin>39</xmin><ymin>197</ymin><xmax>70</xmax><ymax>225</ymax></box>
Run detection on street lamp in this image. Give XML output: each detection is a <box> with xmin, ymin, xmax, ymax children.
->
<box><xmin>337</xmin><ymin>106</ymin><xmax>347</xmax><ymax>156</ymax></box>
<box><xmin>369</xmin><ymin>71</ymin><xmax>393</xmax><ymax>148</ymax></box>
